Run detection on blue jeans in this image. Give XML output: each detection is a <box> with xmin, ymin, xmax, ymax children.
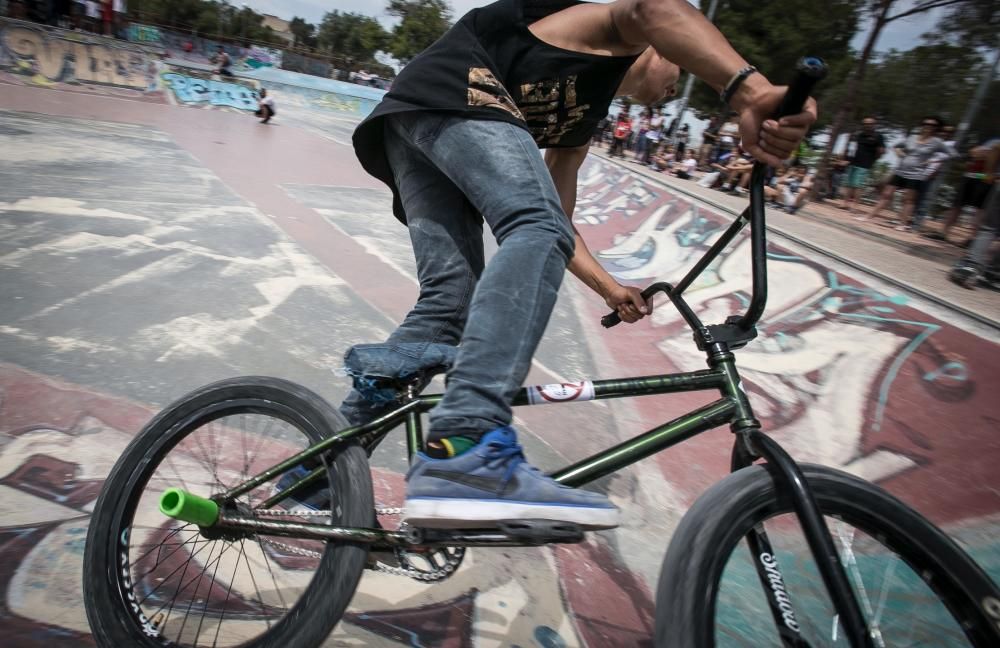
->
<box><xmin>340</xmin><ymin>112</ymin><xmax>575</xmax><ymax>442</ymax></box>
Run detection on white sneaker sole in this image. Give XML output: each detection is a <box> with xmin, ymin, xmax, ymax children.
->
<box><xmin>404</xmin><ymin>497</ymin><xmax>619</xmax><ymax>530</ymax></box>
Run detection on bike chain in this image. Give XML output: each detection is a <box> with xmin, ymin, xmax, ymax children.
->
<box><xmin>252</xmin><ymin>506</ymin><xmax>463</xmax><ymax>582</ymax></box>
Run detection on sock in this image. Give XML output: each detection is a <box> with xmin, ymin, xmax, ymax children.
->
<box><xmin>425</xmin><ymin>435</ymin><xmax>477</xmax><ymax>459</ymax></box>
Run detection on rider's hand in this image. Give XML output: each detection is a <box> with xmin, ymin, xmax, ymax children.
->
<box><xmin>731</xmin><ymin>76</ymin><xmax>818</xmax><ymax>168</ymax></box>
<box><xmin>604</xmin><ymin>284</ymin><xmax>651</xmax><ymax>324</ymax></box>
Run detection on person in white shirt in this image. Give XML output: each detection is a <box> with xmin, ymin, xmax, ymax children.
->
<box><xmin>255</xmin><ymin>88</ymin><xmax>276</xmax><ymax>124</ymax></box>
<box><xmin>674</xmin><ymin>153</ymin><xmax>697</xmax><ymax>179</ymax></box>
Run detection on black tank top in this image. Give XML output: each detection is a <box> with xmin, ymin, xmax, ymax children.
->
<box><xmin>353</xmin><ymin>0</ymin><xmax>640</xmax><ymax>221</ymax></box>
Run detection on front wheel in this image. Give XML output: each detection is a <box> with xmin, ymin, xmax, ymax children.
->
<box><xmin>83</xmin><ymin>376</ymin><xmax>374</xmax><ymax>648</ymax></box>
<box><xmin>655</xmin><ymin>464</ymin><xmax>1000</xmax><ymax>647</ymax></box>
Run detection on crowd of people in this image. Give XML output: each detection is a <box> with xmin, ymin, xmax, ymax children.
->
<box><xmin>591</xmin><ymin>107</ymin><xmax>998</xmax><ymax>289</ymax></box>
<box><xmin>5</xmin><ymin>0</ymin><xmax>127</xmax><ymax>36</ymax></box>
<box><xmin>594</xmin><ymin>108</ymin><xmax>818</xmax><ymax>214</ymax></box>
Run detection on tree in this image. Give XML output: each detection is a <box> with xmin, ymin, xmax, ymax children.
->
<box><xmin>811</xmin><ymin>0</ymin><xmax>979</xmax><ymax>200</ymax></box>
<box><xmin>318</xmin><ymin>11</ymin><xmax>390</xmax><ymax>62</ymax></box>
<box><xmin>289</xmin><ymin>17</ymin><xmax>317</xmax><ymax>50</ymax></box>
<box><xmin>687</xmin><ymin>0</ymin><xmax>864</xmax><ymax>125</ymax></box>
<box><xmin>386</xmin><ymin>0</ymin><xmax>452</xmax><ymax>64</ymax></box>
<box><xmin>824</xmin><ymin>43</ymin><xmax>985</xmax><ymax>132</ymax></box>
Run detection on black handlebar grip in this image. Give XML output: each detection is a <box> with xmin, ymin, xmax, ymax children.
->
<box><xmin>601</xmin><ymin>284</ymin><xmax>661</xmax><ymax>328</ymax></box>
<box><xmin>774</xmin><ymin>56</ymin><xmax>827</xmax><ymax>120</ymax></box>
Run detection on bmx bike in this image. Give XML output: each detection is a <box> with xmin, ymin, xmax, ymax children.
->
<box><xmin>82</xmin><ymin>59</ymin><xmax>1000</xmax><ymax>647</ymax></box>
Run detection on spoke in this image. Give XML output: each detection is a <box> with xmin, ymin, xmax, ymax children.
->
<box><xmin>192</xmin><ymin>430</ymin><xmax>227</xmax><ymax>493</ymax></box>
<box><xmin>194</xmin><ymin>542</ymin><xmax>232</xmax><ymax>646</ymax></box>
<box><xmin>833</xmin><ymin>520</ymin><xmax>884</xmax><ymax>648</ymax></box>
<box><xmin>134</xmin><ymin>531</ymin><xmax>204</xmax><ymax>587</ymax></box>
<box><xmin>138</xmin><ymin>536</ymin><xmax>214</xmax><ymax>607</ymax></box>
<box><xmin>212</xmin><ymin>539</ymin><xmax>247</xmax><ymax>648</ymax></box>
<box><xmin>131</xmin><ymin>524</ymin><xmax>194</xmax><ymax>569</ymax></box>
<box><xmin>239</xmin><ymin>539</ymin><xmax>272</xmax><ymax>627</ymax></box>
<box><xmin>254</xmin><ymin>536</ymin><xmax>289</xmax><ymax>612</ymax></box>
<box><xmin>166</xmin><ymin>455</ymin><xmax>193</xmax><ymax>494</ymax></box>
<box><xmin>175</xmin><ymin>540</ymin><xmax>220</xmax><ymax>644</ymax></box>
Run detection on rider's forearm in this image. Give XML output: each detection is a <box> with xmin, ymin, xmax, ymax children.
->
<box><xmin>545</xmin><ymin>147</ymin><xmax>618</xmax><ymax>299</ymax></box>
<box><xmin>567</xmin><ymin>231</ymin><xmax>618</xmax><ymax>299</ymax></box>
<box><xmin>613</xmin><ymin>0</ymin><xmax>770</xmax><ymax>110</ymax></box>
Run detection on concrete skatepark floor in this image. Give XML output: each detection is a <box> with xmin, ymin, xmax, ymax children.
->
<box><xmin>1</xmin><ymin>63</ymin><xmax>999</xmax><ymax>647</ymax></box>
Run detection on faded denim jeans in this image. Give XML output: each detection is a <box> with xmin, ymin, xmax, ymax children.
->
<box><xmin>339</xmin><ymin>112</ymin><xmax>575</xmax><ymax>442</ymax></box>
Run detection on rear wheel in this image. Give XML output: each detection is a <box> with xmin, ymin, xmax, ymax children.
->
<box><xmin>83</xmin><ymin>376</ymin><xmax>373</xmax><ymax>648</ymax></box>
<box><xmin>655</xmin><ymin>464</ymin><xmax>1000</xmax><ymax>647</ymax></box>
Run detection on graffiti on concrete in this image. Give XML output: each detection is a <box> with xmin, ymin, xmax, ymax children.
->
<box><xmin>0</xmin><ymin>365</ymin><xmax>652</xmax><ymax>646</ymax></box>
<box><xmin>160</xmin><ymin>72</ymin><xmax>259</xmax><ymax>110</ymax></box>
<box><xmin>0</xmin><ymin>21</ymin><xmax>160</xmax><ymax>90</ymax></box>
<box><xmin>124</xmin><ymin>23</ymin><xmax>163</xmax><ymax>45</ymax></box>
<box><xmin>574</xmin><ymin>157</ymin><xmax>1000</xmax><ymax>523</ymax></box>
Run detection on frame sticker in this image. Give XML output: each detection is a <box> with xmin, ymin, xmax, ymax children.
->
<box><xmin>526</xmin><ymin>381</ymin><xmax>596</xmax><ymax>405</ymax></box>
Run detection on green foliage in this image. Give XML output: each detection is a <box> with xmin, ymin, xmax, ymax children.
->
<box><xmin>135</xmin><ymin>0</ymin><xmax>282</xmax><ymax>44</ymax></box>
<box><xmin>922</xmin><ymin>0</ymin><xmax>999</xmax><ymax>49</ymax></box>
<box><xmin>386</xmin><ymin>0</ymin><xmax>453</xmax><ymax>63</ymax></box>
<box><xmin>289</xmin><ymin>16</ymin><xmax>317</xmax><ymax>50</ymax></box>
<box><xmin>825</xmin><ymin>43</ymin><xmax>986</xmax><ymax>132</ymax></box>
<box><xmin>317</xmin><ymin>11</ymin><xmax>389</xmax><ymax>63</ymax></box>
<box><xmin>686</xmin><ymin>0</ymin><xmax>864</xmax><ymax>124</ymax></box>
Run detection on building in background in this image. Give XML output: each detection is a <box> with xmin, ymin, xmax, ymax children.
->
<box><xmin>261</xmin><ymin>14</ymin><xmax>293</xmax><ymax>46</ymax></box>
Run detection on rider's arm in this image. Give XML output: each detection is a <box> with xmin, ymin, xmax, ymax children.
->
<box><xmin>545</xmin><ymin>145</ymin><xmax>649</xmax><ymax>322</ymax></box>
<box><xmin>607</xmin><ymin>0</ymin><xmax>816</xmax><ymax>166</ymax></box>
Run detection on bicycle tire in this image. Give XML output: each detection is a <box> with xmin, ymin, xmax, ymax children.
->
<box><xmin>655</xmin><ymin>463</ymin><xmax>1000</xmax><ymax>647</ymax></box>
<box><xmin>83</xmin><ymin>376</ymin><xmax>374</xmax><ymax>648</ymax></box>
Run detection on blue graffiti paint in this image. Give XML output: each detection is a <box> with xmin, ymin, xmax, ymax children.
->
<box><xmin>923</xmin><ymin>361</ymin><xmax>968</xmax><ymax>383</ymax></box>
<box><xmin>534</xmin><ymin>625</ymin><xmax>567</xmax><ymax>647</ymax></box>
<box><xmin>161</xmin><ymin>73</ymin><xmax>258</xmax><ymax>110</ymax></box>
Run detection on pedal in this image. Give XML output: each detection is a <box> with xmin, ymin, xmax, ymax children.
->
<box><xmin>496</xmin><ymin>519</ymin><xmax>585</xmax><ymax>545</ymax></box>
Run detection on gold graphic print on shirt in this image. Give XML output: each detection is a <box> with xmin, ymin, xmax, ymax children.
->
<box><xmin>519</xmin><ymin>75</ymin><xmax>590</xmax><ymax>146</ymax></box>
<box><xmin>467</xmin><ymin>68</ymin><xmax>525</xmax><ymax>120</ymax></box>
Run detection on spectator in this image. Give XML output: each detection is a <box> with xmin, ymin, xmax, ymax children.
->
<box><xmin>641</xmin><ymin>107</ymin><xmax>665</xmax><ymax>165</ymax></box>
<box><xmin>778</xmin><ymin>165</ymin><xmax>813</xmax><ymax>214</ymax></box>
<box><xmin>609</xmin><ymin>112</ymin><xmax>631</xmax><ymax>158</ymax></box>
<box><xmin>841</xmin><ymin>117</ymin><xmax>886</xmax><ymax>215</ymax></box>
<box><xmin>827</xmin><ymin>154</ymin><xmax>849</xmax><ymax>200</ymax></box>
<box><xmin>718</xmin><ymin>112</ymin><xmax>740</xmax><ymax>149</ymax></box>
<box><xmin>676</xmin><ymin>123</ymin><xmax>690</xmax><ymax>157</ymax></box>
<box><xmin>100</xmin><ymin>0</ymin><xmax>112</xmax><ymax>36</ymax></box>
<box><xmin>255</xmin><ymin>88</ymin><xmax>276</xmax><ymax>124</ymax></box>
<box><xmin>913</xmin><ymin>122</ymin><xmax>956</xmax><ymax>230</ymax></box>
<box><xmin>928</xmin><ymin>137</ymin><xmax>1000</xmax><ymax>244</ymax></box>
<box><xmin>633</xmin><ymin>107</ymin><xmax>652</xmax><ymax>163</ymax></box>
<box><xmin>861</xmin><ymin>116</ymin><xmax>954</xmax><ymax>231</ymax></box>
<box><xmin>949</xmin><ymin>184</ymin><xmax>999</xmax><ymax>289</ymax></box>
<box><xmin>698</xmin><ymin>114</ymin><xmax>721</xmax><ymax>169</ymax></box>
<box><xmin>673</xmin><ymin>151</ymin><xmax>698</xmax><ymax>179</ymax></box>
<box><xmin>719</xmin><ymin>150</ymin><xmax>754</xmax><ymax>194</ymax></box>
<box><xmin>651</xmin><ymin>144</ymin><xmax>675</xmax><ymax>171</ymax></box>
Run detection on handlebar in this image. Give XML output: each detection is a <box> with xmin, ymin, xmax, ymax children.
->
<box><xmin>602</xmin><ymin>57</ymin><xmax>827</xmax><ymax>338</ymax></box>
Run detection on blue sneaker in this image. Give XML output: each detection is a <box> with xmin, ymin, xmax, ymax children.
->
<box><xmin>403</xmin><ymin>427</ymin><xmax>619</xmax><ymax>529</ymax></box>
<box><xmin>272</xmin><ymin>465</ymin><xmax>328</xmax><ymax>512</ymax></box>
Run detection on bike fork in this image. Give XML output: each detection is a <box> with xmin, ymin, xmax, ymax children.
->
<box><xmin>732</xmin><ymin>430</ymin><xmax>876</xmax><ymax>648</ymax></box>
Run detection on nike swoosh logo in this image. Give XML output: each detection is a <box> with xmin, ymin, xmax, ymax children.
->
<box><xmin>423</xmin><ymin>469</ymin><xmax>517</xmax><ymax>494</ymax></box>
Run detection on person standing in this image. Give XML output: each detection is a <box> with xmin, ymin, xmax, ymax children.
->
<box><xmin>929</xmin><ymin>137</ymin><xmax>1000</xmax><ymax>243</ymax></box>
<box><xmin>913</xmin><ymin>122</ymin><xmax>956</xmax><ymax>230</ymax></box>
<box><xmin>841</xmin><ymin>118</ymin><xmax>885</xmax><ymax>214</ymax></box>
<box><xmin>642</xmin><ymin>106</ymin><xmax>665</xmax><ymax>165</ymax></box>
<box><xmin>698</xmin><ymin>113</ymin><xmax>721</xmax><ymax>169</ymax></box>
<box><xmin>610</xmin><ymin>111</ymin><xmax>632</xmax><ymax>158</ymax></box>
<box><xmin>861</xmin><ymin>116</ymin><xmax>954</xmax><ymax>231</ymax></box>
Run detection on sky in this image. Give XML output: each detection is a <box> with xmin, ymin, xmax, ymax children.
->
<box><xmin>238</xmin><ymin>0</ymin><xmax>945</xmax><ymax>53</ymax></box>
